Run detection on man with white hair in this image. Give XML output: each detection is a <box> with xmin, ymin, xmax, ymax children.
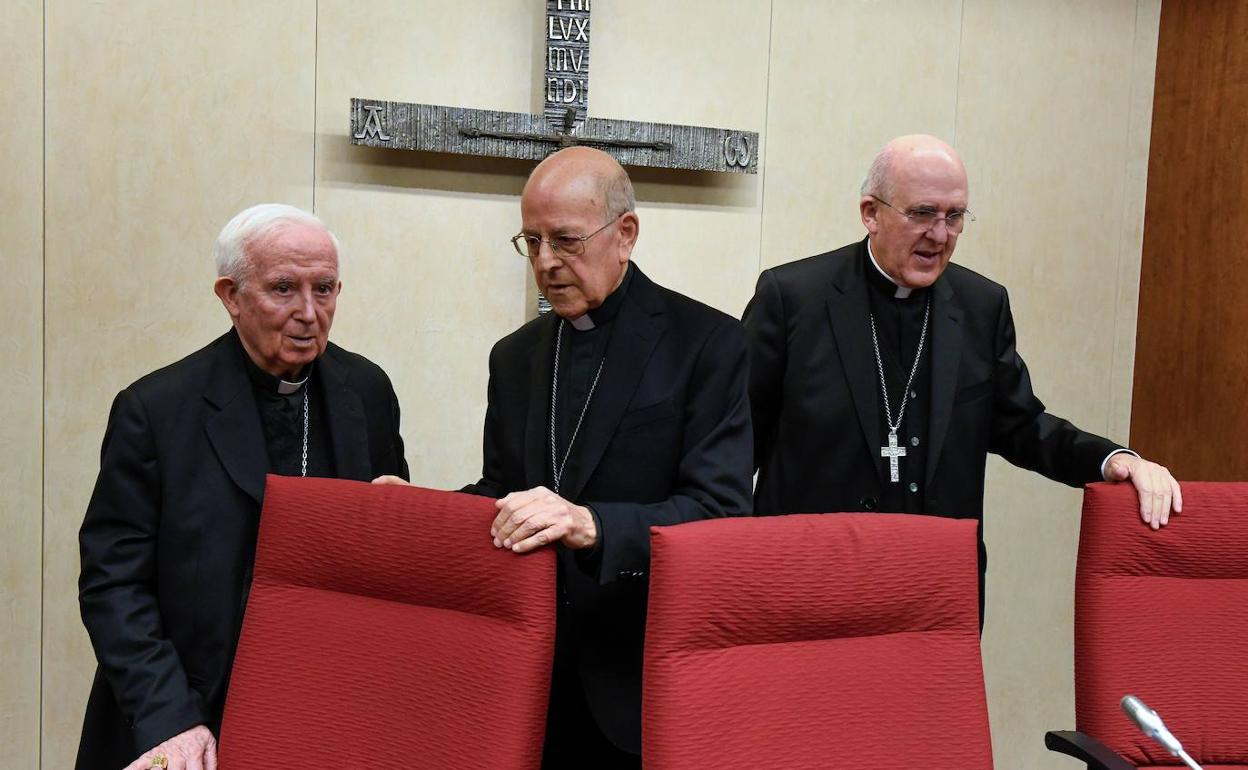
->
<box><xmin>76</xmin><ymin>204</ymin><xmax>408</xmax><ymax>770</ymax></box>
<box><xmin>744</xmin><ymin>135</ymin><xmax>1181</xmax><ymax>622</ymax></box>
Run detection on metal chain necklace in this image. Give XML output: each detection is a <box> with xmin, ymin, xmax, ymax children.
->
<box><xmin>300</xmin><ymin>388</ymin><xmax>309</xmax><ymax>477</ymax></box>
<box><xmin>868</xmin><ymin>295</ymin><xmax>931</xmax><ymax>483</ymax></box>
<box><xmin>549</xmin><ymin>318</ymin><xmax>606</xmax><ymax>495</ymax></box>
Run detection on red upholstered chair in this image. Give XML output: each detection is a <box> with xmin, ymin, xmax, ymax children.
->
<box><xmin>218</xmin><ymin>476</ymin><xmax>555</xmax><ymax>769</ymax></box>
<box><xmin>643</xmin><ymin>513</ymin><xmax>993</xmax><ymax>770</ymax></box>
<box><xmin>1047</xmin><ymin>482</ymin><xmax>1248</xmax><ymax>770</ymax></box>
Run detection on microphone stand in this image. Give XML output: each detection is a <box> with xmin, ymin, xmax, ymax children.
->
<box><xmin>1174</xmin><ymin>747</ymin><xmax>1203</xmax><ymax>770</ymax></box>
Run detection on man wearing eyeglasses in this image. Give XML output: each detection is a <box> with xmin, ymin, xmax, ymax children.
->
<box><xmin>376</xmin><ymin>146</ymin><xmax>752</xmax><ymax>768</ymax></box>
<box><xmin>743</xmin><ymin>134</ymin><xmax>1180</xmax><ymax>621</ymax></box>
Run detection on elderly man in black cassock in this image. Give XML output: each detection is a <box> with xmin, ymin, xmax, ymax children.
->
<box><xmin>743</xmin><ymin>134</ymin><xmax>1182</xmax><ymax>621</ymax></box>
<box><xmin>76</xmin><ymin>204</ymin><xmax>408</xmax><ymax>770</ymax></box>
<box><xmin>377</xmin><ymin>146</ymin><xmax>753</xmax><ymax>769</ymax></box>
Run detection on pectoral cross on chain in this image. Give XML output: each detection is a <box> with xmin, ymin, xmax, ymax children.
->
<box><xmin>880</xmin><ymin>430</ymin><xmax>907</xmax><ymax>483</ymax></box>
<box><xmin>869</xmin><ymin>296</ymin><xmax>931</xmax><ymax>485</ymax></box>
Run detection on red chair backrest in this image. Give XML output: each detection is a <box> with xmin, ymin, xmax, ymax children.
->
<box><xmin>1075</xmin><ymin>482</ymin><xmax>1248</xmax><ymax>769</ymax></box>
<box><xmin>643</xmin><ymin>513</ymin><xmax>993</xmax><ymax>770</ymax></box>
<box><xmin>219</xmin><ymin>476</ymin><xmax>554</xmax><ymax>769</ymax></box>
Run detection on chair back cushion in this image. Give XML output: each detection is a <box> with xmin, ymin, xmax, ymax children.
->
<box><xmin>219</xmin><ymin>476</ymin><xmax>554</xmax><ymax>769</ymax></box>
<box><xmin>1076</xmin><ymin>482</ymin><xmax>1248</xmax><ymax>767</ymax></box>
<box><xmin>643</xmin><ymin>513</ymin><xmax>992</xmax><ymax>770</ymax></box>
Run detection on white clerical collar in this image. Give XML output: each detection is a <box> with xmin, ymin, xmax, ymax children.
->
<box><xmin>568</xmin><ymin>314</ymin><xmax>596</xmax><ymax>331</ymax></box>
<box><xmin>277</xmin><ymin>374</ymin><xmax>309</xmax><ymax>395</ymax></box>
<box><xmin>866</xmin><ymin>240</ymin><xmax>913</xmax><ymax>299</ymax></box>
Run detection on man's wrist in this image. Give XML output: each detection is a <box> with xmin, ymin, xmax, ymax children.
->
<box><xmin>1101</xmin><ymin>448</ymin><xmax>1140</xmax><ymax>479</ymax></box>
<box><xmin>574</xmin><ymin>504</ymin><xmax>599</xmax><ymax>549</ymax></box>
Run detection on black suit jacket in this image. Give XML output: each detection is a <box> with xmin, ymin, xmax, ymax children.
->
<box><xmin>744</xmin><ymin>239</ymin><xmax>1120</xmax><ymax>556</ymax></box>
<box><xmin>76</xmin><ymin>330</ymin><xmax>407</xmax><ymax>769</ymax></box>
<box><xmin>464</xmin><ymin>265</ymin><xmax>753</xmax><ymax>753</ymax></box>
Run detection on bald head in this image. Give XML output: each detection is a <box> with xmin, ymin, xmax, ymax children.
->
<box><xmin>859</xmin><ymin>134</ymin><xmax>970</xmax><ymax>289</ymax></box>
<box><xmin>519</xmin><ymin>147</ymin><xmax>640</xmax><ymax>319</ymax></box>
<box><xmin>861</xmin><ymin>134</ymin><xmax>967</xmax><ymax>200</ymax></box>
<box><xmin>524</xmin><ymin>146</ymin><xmax>636</xmax><ymax>221</ymax></box>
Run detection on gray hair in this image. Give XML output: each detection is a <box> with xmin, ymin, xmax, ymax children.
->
<box><xmin>213</xmin><ymin>203</ymin><xmax>340</xmax><ymax>285</ymax></box>
<box><xmin>860</xmin><ymin>148</ymin><xmax>897</xmax><ymax>200</ymax></box>
<box><xmin>602</xmin><ymin>166</ymin><xmax>636</xmax><ymax>221</ymax></box>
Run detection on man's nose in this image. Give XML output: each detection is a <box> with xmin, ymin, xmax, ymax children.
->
<box><xmin>293</xmin><ymin>288</ymin><xmax>316</xmax><ymax>321</ymax></box>
<box><xmin>925</xmin><ymin>219</ymin><xmax>951</xmax><ymax>243</ymax></box>
<box><xmin>532</xmin><ymin>240</ymin><xmax>564</xmax><ymax>271</ymax></box>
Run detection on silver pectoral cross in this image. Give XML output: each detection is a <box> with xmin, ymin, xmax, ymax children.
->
<box><xmin>881</xmin><ymin>430</ymin><xmax>907</xmax><ymax>483</ymax></box>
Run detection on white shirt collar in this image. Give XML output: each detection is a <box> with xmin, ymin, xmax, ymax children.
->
<box><xmin>277</xmin><ymin>374</ymin><xmax>309</xmax><ymax>395</ymax></box>
<box><xmin>866</xmin><ymin>240</ymin><xmax>913</xmax><ymax>299</ymax></box>
<box><xmin>568</xmin><ymin>314</ymin><xmax>596</xmax><ymax>331</ymax></box>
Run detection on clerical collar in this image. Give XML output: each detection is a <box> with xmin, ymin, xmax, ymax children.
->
<box><xmin>866</xmin><ymin>241</ymin><xmax>914</xmax><ymax>299</ymax></box>
<box><xmin>239</xmin><ymin>340</ymin><xmax>313</xmax><ymax>395</ymax></box>
<box><xmin>563</xmin><ymin>262</ymin><xmax>635</xmax><ymax>331</ymax></box>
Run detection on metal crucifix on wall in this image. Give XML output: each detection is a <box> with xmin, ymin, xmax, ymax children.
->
<box><xmin>350</xmin><ymin>0</ymin><xmax>759</xmax><ymax>174</ymax></box>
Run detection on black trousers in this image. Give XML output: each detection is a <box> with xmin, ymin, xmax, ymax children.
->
<box><xmin>541</xmin><ymin>636</ymin><xmax>640</xmax><ymax>770</ymax></box>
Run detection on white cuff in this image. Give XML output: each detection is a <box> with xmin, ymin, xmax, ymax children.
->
<box><xmin>1100</xmin><ymin>448</ymin><xmax>1140</xmax><ymax>479</ymax></box>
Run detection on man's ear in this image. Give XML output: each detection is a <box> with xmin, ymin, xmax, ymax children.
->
<box><xmin>860</xmin><ymin>196</ymin><xmax>881</xmax><ymax>235</ymax></box>
<box><xmin>214</xmin><ymin>276</ymin><xmax>242</xmax><ymax>320</ymax></box>
<box><xmin>617</xmin><ymin>211</ymin><xmax>640</xmax><ymax>262</ymax></box>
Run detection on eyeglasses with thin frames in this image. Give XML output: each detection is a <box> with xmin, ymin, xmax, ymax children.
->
<box><xmin>511</xmin><ymin>213</ymin><xmax>625</xmax><ymax>260</ymax></box>
<box><xmin>871</xmin><ymin>196</ymin><xmax>974</xmax><ymax>234</ymax></box>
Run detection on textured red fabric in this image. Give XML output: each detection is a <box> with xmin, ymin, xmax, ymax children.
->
<box><xmin>1075</xmin><ymin>482</ymin><xmax>1248</xmax><ymax>768</ymax></box>
<box><xmin>642</xmin><ymin>513</ymin><xmax>992</xmax><ymax>770</ymax></box>
<box><xmin>218</xmin><ymin>476</ymin><xmax>554</xmax><ymax>769</ymax></box>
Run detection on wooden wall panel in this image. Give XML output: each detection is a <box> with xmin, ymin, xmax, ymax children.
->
<box><xmin>1131</xmin><ymin>0</ymin><xmax>1248</xmax><ymax>480</ymax></box>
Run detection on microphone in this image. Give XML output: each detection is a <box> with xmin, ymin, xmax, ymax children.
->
<box><xmin>1120</xmin><ymin>695</ymin><xmax>1204</xmax><ymax>770</ymax></box>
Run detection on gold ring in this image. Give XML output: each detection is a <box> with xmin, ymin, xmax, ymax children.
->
<box><xmin>151</xmin><ymin>756</ymin><xmax>169</xmax><ymax>769</ymax></box>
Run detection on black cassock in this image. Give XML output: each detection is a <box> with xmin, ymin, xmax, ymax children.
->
<box><xmin>463</xmin><ymin>262</ymin><xmax>753</xmax><ymax>761</ymax></box>
<box><xmin>76</xmin><ymin>330</ymin><xmax>407</xmax><ymax>769</ymax></box>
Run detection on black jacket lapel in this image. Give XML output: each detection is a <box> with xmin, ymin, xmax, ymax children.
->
<box><xmin>319</xmin><ymin>344</ymin><xmax>372</xmax><ymax>481</ymax></box>
<box><xmin>562</xmin><ymin>266</ymin><xmax>664</xmax><ymax>502</ymax></box>
<box><xmin>524</xmin><ymin>314</ymin><xmax>559</xmax><ymax>489</ymax></box>
<box><xmin>826</xmin><ymin>247</ymin><xmax>884</xmax><ymax>484</ymax></box>
<box><xmin>926</xmin><ymin>274</ymin><xmax>964</xmax><ymax>489</ymax></box>
<box><xmin>203</xmin><ymin>333</ymin><xmax>268</xmax><ymax>505</ymax></box>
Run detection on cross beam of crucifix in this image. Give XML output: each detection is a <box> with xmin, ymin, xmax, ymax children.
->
<box><xmin>350</xmin><ymin>0</ymin><xmax>758</xmax><ymax>174</ymax></box>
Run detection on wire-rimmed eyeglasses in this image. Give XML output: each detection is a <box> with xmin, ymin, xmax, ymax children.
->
<box><xmin>872</xmin><ymin>196</ymin><xmax>975</xmax><ymax>234</ymax></box>
<box><xmin>511</xmin><ymin>213</ymin><xmax>625</xmax><ymax>260</ymax></box>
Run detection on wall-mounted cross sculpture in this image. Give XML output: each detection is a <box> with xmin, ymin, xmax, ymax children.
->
<box><xmin>350</xmin><ymin>0</ymin><xmax>759</xmax><ymax>174</ymax></box>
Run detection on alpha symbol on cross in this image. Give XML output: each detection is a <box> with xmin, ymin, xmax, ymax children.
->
<box><xmin>880</xmin><ymin>431</ymin><xmax>907</xmax><ymax>483</ymax></box>
<box><xmin>352</xmin><ymin>105</ymin><xmax>392</xmax><ymax>142</ymax></box>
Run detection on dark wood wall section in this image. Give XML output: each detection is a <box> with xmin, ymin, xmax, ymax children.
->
<box><xmin>1131</xmin><ymin>0</ymin><xmax>1248</xmax><ymax>480</ymax></box>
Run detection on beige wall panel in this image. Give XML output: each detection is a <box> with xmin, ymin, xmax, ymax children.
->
<box><xmin>1111</xmin><ymin>0</ymin><xmax>1160</xmax><ymax>442</ymax></box>
<box><xmin>0</xmin><ymin>3</ymin><xmax>43</xmax><ymax>766</ymax></box>
<box><xmin>42</xmin><ymin>2</ymin><xmax>317</xmax><ymax>763</ymax></box>
<box><xmin>591</xmin><ymin>1</ymin><xmax>769</xmax><ymax>316</ymax></box>
<box><xmin>759</xmin><ymin>0</ymin><xmax>962</xmax><ymax>273</ymax></box>
<box><xmin>955</xmin><ymin>2</ymin><xmax>1158</xmax><ymax>767</ymax></box>
<box><xmin>315</xmin><ymin>0</ymin><xmax>537</xmax><ymax>488</ymax></box>
<box><xmin>29</xmin><ymin>1</ymin><xmax>1159</xmax><ymax>765</ymax></box>
<box><xmin>316</xmin><ymin>0</ymin><xmax>770</xmax><ymax>489</ymax></box>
